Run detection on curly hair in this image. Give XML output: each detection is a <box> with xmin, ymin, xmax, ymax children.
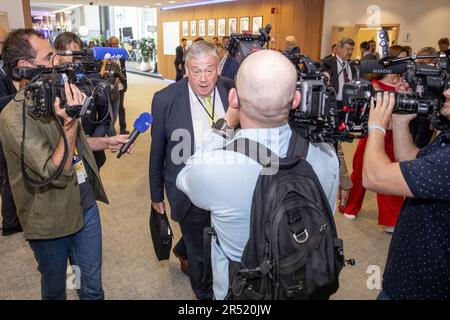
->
<box><xmin>1</xmin><ymin>28</ymin><xmax>44</xmax><ymax>79</ymax></box>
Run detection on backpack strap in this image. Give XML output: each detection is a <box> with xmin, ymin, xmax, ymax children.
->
<box><xmin>224</xmin><ymin>137</ymin><xmax>276</xmax><ymax>167</ymax></box>
<box><xmin>287</xmin><ymin>128</ymin><xmax>310</xmax><ymax>159</ymax></box>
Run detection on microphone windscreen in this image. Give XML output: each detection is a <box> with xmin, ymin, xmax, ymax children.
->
<box><xmin>90</xmin><ymin>47</ymin><xmax>129</xmax><ymax>60</ymax></box>
<box><xmin>133</xmin><ymin>112</ymin><xmax>153</xmax><ymax>133</ymax></box>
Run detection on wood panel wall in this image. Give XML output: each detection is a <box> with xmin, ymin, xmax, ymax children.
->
<box><xmin>156</xmin><ymin>0</ymin><xmax>325</xmax><ymax>80</ymax></box>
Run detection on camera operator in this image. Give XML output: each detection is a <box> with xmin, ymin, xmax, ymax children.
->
<box><xmin>53</xmin><ymin>32</ymin><xmax>127</xmax><ymax>171</ymax></box>
<box><xmin>340</xmin><ymin>46</ymin><xmax>408</xmax><ymax>231</ymax></box>
<box><xmin>363</xmin><ymin>90</ymin><xmax>450</xmax><ymax>300</ymax></box>
<box><xmin>176</xmin><ymin>50</ymin><xmax>339</xmax><ymax>299</ymax></box>
<box><xmin>0</xmin><ymin>26</ymin><xmax>21</xmax><ymax>236</ymax></box>
<box><xmin>0</xmin><ymin>29</ymin><xmax>131</xmax><ymax>300</ymax></box>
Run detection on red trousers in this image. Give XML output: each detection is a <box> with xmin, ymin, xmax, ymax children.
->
<box><xmin>339</xmin><ymin>131</ymin><xmax>404</xmax><ymax>227</ymax></box>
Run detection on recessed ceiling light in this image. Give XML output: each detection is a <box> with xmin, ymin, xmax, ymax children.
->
<box><xmin>168</xmin><ymin>1</ymin><xmax>176</xmax><ymax>3</ymax></box>
<box><xmin>155</xmin><ymin>2</ymin><xmax>162</xmax><ymax>5</ymax></box>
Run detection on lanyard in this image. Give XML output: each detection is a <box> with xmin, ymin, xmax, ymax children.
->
<box><xmin>337</xmin><ymin>58</ymin><xmax>349</xmax><ymax>77</ymax></box>
<box><xmin>194</xmin><ymin>87</ymin><xmax>216</xmax><ymax>124</ymax></box>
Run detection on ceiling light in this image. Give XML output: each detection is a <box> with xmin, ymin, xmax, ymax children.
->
<box><xmin>53</xmin><ymin>4</ymin><xmax>82</xmax><ymax>14</ymax></box>
<box><xmin>161</xmin><ymin>0</ymin><xmax>236</xmax><ymax>10</ymax></box>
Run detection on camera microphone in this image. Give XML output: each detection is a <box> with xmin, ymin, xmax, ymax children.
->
<box><xmin>359</xmin><ymin>60</ymin><xmax>408</xmax><ymax>75</ymax></box>
<box><xmin>117</xmin><ymin>112</ymin><xmax>153</xmax><ymax>159</ymax></box>
<box><xmin>56</xmin><ymin>47</ymin><xmax>129</xmax><ymax>60</ymax></box>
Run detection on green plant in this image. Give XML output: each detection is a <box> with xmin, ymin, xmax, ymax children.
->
<box><xmin>138</xmin><ymin>38</ymin><xmax>156</xmax><ymax>62</ymax></box>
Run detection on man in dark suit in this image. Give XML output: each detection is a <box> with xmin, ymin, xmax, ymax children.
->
<box><xmin>174</xmin><ymin>38</ymin><xmax>187</xmax><ymax>81</ymax></box>
<box><xmin>321</xmin><ymin>38</ymin><xmax>356</xmax><ymax>215</ymax></box>
<box><xmin>216</xmin><ymin>43</ymin><xmax>239</xmax><ymax>80</ymax></box>
<box><xmin>0</xmin><ymin>27</ymin><xmax>21</xmax><ymax>236</ymax></box>
<box><xmin>321</xmin><ymin>38</ymin><xmax>357</xmax><ymax>105</ymax></box>
<box><xmin>150</xmin><ymin>41</ymin><xmax>234</xmax><ymax>300</ymax></box>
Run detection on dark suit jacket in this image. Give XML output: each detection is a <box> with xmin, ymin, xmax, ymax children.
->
<box><xmin>149</xmin><ymin>77</ymin><xmax>235</xmax><ymax>222</ymax></box>
<box><xmin>221</xmin><ymin>56</ymin><xmax>239</xmax><ymax>80</ymax></box>
<box><xmin>174</xmin><ymin>45</ymin><xmax>184</xmax><ymax>67</ymax></box>
<box><xmin>320</xmin><ymin>56</ymin><xmax>357</xmax><ymax>97</ymax></box>
<box><xmin>0</xmin><ymin>66</ymin><xmax>17</xmax><ymax>111</ymax></box>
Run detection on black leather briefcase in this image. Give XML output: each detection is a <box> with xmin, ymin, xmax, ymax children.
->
<box><xmin>149</xmin><ymin>208</ymin><xmax>173</xmax><ymax>261</ymax></box>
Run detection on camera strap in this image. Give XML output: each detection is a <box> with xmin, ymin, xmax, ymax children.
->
<box><xmin>194</xmin><ymin>87</ymin><xmax>216</xmax><ymax>124</ymax></box>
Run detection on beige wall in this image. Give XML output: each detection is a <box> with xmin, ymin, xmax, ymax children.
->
<box><xmin>0</xmin><ymin>1</ymin><xmax>25</xmax><ymax>30</ymax></box>
<box><xmin>157</xmin><ymin>0</ymin><xmax>325</xmax><ymax>80</ymax></box>
<box><xmin>321</xmin><ymin>0</ymin><xmax>450</xmax><ymax>58</ymax></box>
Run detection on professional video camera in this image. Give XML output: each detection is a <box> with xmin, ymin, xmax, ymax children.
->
<box><xmin>288</xmin><ymin>56</ymin><xmax>349</xmax><ymax>143</ymax></box>
<box><xmin>340</xmin><ymin>29</ymin><xmax>450</xmax><ymax>136</ymax></box>
<box><xmin>13</xmin><ymin>46</ymin><xmax>128</xmax><ymax>119</ymax></box>
<box><xmin>227</xmin><ymin>24</ymin><xmax>272</xmax><ymax>64</ymax></box>
<box><xmin>341</xmin><ymin>52</ymin><xmax>450</xmax><ymax>135</ymax></box>
<box><xmin>12</xmin><ymin>47</ymin><xmax>128</xmax><ymax>187</ymax></box>
<box><xmin>227</xmin><ymin>25</ymin><xmax>347</xmax><ymax>143</ymax></box>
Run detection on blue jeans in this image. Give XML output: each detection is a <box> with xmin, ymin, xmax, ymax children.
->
<box><xmin>377</xmin><ymin>290</ymin><xmax>391</xmax><ymax>300</ymax></box>
<box><xmin>28</xmin><ymin>204</ymin><xmax>104</xmax><ymax>300</ymax></box>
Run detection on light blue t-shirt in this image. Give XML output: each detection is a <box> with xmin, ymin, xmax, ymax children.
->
<box><xmin>177</xmin><ymin>124</ymin><xmax>339</xmax><ymax>299</ymax></box>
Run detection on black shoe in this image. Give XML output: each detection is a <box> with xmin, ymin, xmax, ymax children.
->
<box><xmin>2</xmin><ymin>224</ymin><xmax>23</xmax><ymax>236</ymax></box>
<box><xmin>120</xmin><ymin>130</ymin><xmax>130</xmax><ymax>135</ymax></box>
<box><xmin>172</xmin><ymin>247</ymin><xmax>188</xmax><ymax>275</ymax></box>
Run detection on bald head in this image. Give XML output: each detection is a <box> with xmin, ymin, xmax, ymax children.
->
<box><xmin>235</xmin><ymin>50</ymin><xmax>298</xmax><ymax>126</ymax></box>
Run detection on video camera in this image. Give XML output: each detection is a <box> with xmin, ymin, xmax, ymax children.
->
<box><xmin>341</xmin><ymin>30</ymin><xmax>450</xmax><ymax>136</ymax></box>
<box><xmin>227</xmin><ymin>24</ymin><xmax>272</xmax><ymax>64</ymax></box>
<box><xmin>227</xmin><ymin>25</ymin><xmax>346</xmax><ymax>143</ymax></box>
<box><xmin>288</xmin><ymin>56</ymin><xmax>346</xmax><ymax>143</ymax></box>
<box><xmin>13</xmin><ymin>47</ymin><xmax>128</xmax><ymax>119</ymax></box>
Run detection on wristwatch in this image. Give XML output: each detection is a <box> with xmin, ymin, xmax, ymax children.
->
<box><xmin>212</xmin><ymin>118</ymin><xmax>233</xmax><ymax>138</ymax></box>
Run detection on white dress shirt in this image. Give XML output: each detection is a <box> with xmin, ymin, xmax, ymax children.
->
<box><xmin>336</xmin><ymin>56</ymin><xmax>353</xmax><ymax>101</ymax></box>
<box><xmin>188</xmin><ymin>84</ymin><xmax>225</xmax><ymax>149</ymax></box>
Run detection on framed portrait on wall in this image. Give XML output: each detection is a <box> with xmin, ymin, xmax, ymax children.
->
<box><xmin>198</xmin><ymin>20</ymin><xmax>206</xmax><ymax>37</ymax></box>
<box><xmin>190</xmin><ymin>20</ymin><xmax>197</xmax><ymax>37</ymax></box>
<box><xmin>208</xmin><ymin>19</ymin><xmax>216</xmax><ymax>36</ymax></box>
<box><xmin>182</xmin><ymin>21</ymin><xmax>189</xmax><ymax>37</ymax></box>
<box><xmin>252</xmin><ymin>16</ymin><xmax>263</xmax><ymax>34</ymax></box>
<box><xmin>228</xmin><ymin>17</ymin><xmax>237</xmax><ymax>35</ymax></box>
<box><xmin>217</xmin><ymin>18</ymin><xmax>226</xmax><ymax>37</ymax></box>
<box><xmin>240</xmin><ymin>17</ymin><xmax>250</xmax><ymax>33</ymax></box>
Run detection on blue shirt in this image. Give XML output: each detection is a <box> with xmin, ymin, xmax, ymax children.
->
<box><xmin>176</xmin><ymin>124</ymin><xmax>339</xmax><ymax>299</ymax></box>
<box><xmin>384</xmin><ymin>131</ymin><xmax>450</xmax><ymax>300</ymax></box>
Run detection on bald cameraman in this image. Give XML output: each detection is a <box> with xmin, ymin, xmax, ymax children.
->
<box><xmin>363</xmin><ymin>90</ymin><xmax>450</xmax><ymax>300</ymax></box>
<box><xmin>0</xmin><ymin>29</ymin><xmax>131</xmax><ymax>300</ymax></box>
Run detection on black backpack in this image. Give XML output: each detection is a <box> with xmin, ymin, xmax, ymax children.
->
<box><xmin>225</xmin><ymin>131</ymin><xmax>350</xmax><ymax>300</ymax></box>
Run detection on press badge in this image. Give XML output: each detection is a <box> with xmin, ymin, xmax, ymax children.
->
<box><xmin>73</xmin><ymin>148</ymin><xmax>88</xmax><ymax>184</ymax></box>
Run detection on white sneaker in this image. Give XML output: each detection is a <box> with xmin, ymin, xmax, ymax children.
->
<box><xmin>384</xmin><ymin>226</ymin><xmax>395</xmax><ymax>234</ymax></box>
<box><xmin>343</xmin><ymin>214</ymin><xmax>356</xmax><ymax>221</ymax></box>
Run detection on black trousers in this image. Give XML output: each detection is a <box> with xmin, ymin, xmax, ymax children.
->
<box><xmin>178</xmin><ymin>205</ymin><xmax>212</xmax><ymax>300</ymax></box>
<box><xmin>0</xmin><ymin>144</ymin><xmax>19</xmax><ymax>230</ymax></box>
<box><xmin>118</xmin><ymin>90</ymin><xmax>127</xmax><ymax>133</ymax></box>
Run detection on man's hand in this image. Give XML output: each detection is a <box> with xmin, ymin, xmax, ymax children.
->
<box><xmin>368</xmin><ymin>92</ymin><xmax>396</xmax><ymax>130</ymax></box>
<box><xmin>152</xmin><ymin>202</ymin><xmax>166</xmax><ymax>215</ymax></box>
<box><xmin>178</xmin><ymin>64</ymin><xmax>183</xmax><ymax>70</ymax></box>
<box><xmin>224</xmin><ymin>106</ymin><xmax>240</xmax><ymax>129</ymax></box>
<box><xmin>106</xmin><ymin>134</ymin><xmax>132</xmax><ymax>153</ymax></box>
<box><xmin>54</xmin><ymin>83</ymin><xmax>86</xmax><ymax>127</ymax></box>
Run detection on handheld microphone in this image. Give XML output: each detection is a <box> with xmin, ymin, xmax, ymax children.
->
<box><xmin>117</xmin><ymin>112</ymin><xmax>153</xmax><ymax>159</ymax></box>
<box><xmin>359</xmin><ymin>60</ymin><xmax>407</xmax><ymax>75</ymax></box>
<box><xmin>56</xmin><ymin>47</ymin><xmax>129</xmax><ymax>60</ymax></box>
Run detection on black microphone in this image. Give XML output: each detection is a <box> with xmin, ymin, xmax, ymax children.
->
<box><xmin>360</xmin><ymin>60</ymin><xmax>408</xmax><ymax>75</ymax></box>
<box><xmin>117</xmin><ymin>112</ymin><xmax>153</xmax><ymax>159</ymax></box>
